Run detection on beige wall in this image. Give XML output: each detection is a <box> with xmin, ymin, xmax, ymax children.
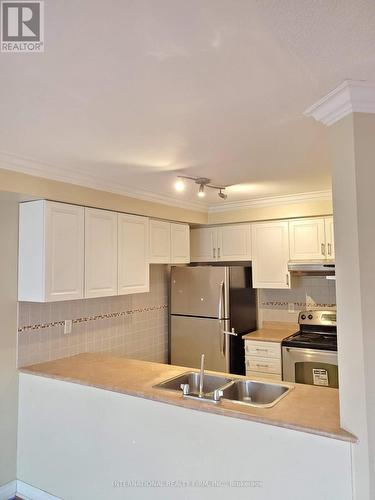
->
<box><xmin>330</xmin><ymin>112</ymin><xmax>374</xmax><ymax>499</ymax></box>
<box><xmin>0</xmin><ymin>197</ymin><xmax>19</xmax><ymax>486</ymax></box>
<box><xmin>0</xmin><ymin>168</ymin><xmax>207</xmax><ymax>224</ymax></box>
<box><xmin>208</xmin><ymin>199</ymin><xmax>333</xmax><ymax>224</ymax></box>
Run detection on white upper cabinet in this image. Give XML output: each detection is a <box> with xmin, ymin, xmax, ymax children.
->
<box><xmin>289</xmin><ymin>218</ymin><xmax>326</xmax><ymax>260</ymax></box>
<box><xmin>84</xmin><ymin>208</ymin><xmax>118</xmax><ymax>298</ymax></box>
<box><xmin>149</xmin><ymin>220</ymin><xmax>171</xmax><ymax>264</ymax></box>
<box><xmin>217</xmin><ymin>224</ymin><xmax>252</xmax><ymax>261</ymax></box>
<box><xmin>170</xmin><ymin>223</ymin><xmax>190</xmax><ymax>264</ymax></box>
<box><xmin>190</xmin><ymin>227</ymin><xmax>217</xmax><ymax>262</ymax></box>
<box><xmin>252</xmin><ymin>221</ymin><xmax>290</xmax><ymax>289</ymax></box>
<box><xmin>149</xmin><ymin>221</ymin><xmax>190</xmax><ymax>264</ymax></box>
<box><xmin>289</xmin><ymin>217</ymin><xmax>335</xmax><ymax>260</ymax></box>
<box><xmin>190</xmin><ymin>225</ymin><xmax>251</xmax><ymax>262</ymax></box>
<box><xmin>19</xmin><ymin>200</ymin><xmax>84</xmax><ymax>302</ymax></box>
<box><xmin>118</xmin><ymin>214</ymin><xmax>149</xmax><ymax>295</ymax></box>
<box><xmin>325</xmin><ymin>216</ymin><xmax>335</xmax><ymax>259</ymax></box>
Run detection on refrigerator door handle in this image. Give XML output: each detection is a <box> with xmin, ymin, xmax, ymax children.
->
<box><xmin>218</xmin><ymin>281</ymin><xmax>225</xmax><ymax>320</ymax></box>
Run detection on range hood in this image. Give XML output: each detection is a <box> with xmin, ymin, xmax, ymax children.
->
<box><xmin>288</xmin><ymin>260</ymin><xmax>335</xmax><ymax>277</ymax></box>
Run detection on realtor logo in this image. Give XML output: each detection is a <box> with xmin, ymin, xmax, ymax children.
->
<box><xmin>1</xmin><ymin>1</ymin><xmax>44</xmax><ymax>52</ymax></box>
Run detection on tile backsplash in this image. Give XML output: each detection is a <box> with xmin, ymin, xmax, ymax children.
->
<box><xmin>18</xmin><ymin>265</ymin><xmax>169</xmax><ymax>367</ymax></box>
<box><xmin>258</xmin><ymin>276</ymin><xmax>336</xmax><ymax>325</ymax></box>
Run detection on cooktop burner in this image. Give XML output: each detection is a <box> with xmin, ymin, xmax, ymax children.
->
<box><xmin>282</xmin><ymin>331</ymin><xmax>338</xmax><ymax>351</ymax></box>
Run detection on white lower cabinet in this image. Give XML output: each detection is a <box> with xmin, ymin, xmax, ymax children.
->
<box><xmin>118</xmin><ymin>214</ymin><xmax>150</xmax><ymax>295</ymax></box>
<box><xmin>19</xmin><ymin>200</ymin><xmax>85</xmax><ymax>302</ymax></box>
<box><xmin>245</xmin><ymin>340</ymin><xmax>282</xmax><ymax>381</ymax></box>
<box><xmin>84</xmin><ymin>208</ymin><xmax>118</xmax><ymax>298</ymax></box>
<box><xmin>251</xmin><ymin>221</ymin><xmax>290</xmax><ymax>289</ymax></box>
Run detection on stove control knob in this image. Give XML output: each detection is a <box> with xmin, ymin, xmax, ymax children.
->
<box><xmin>301</xmin><ymin>314</ymin><xmax>306</xmax><ymax>320</ymax></box>
<box><xmin>308</xmin><ymin>314</ymin><xmax>313</xmax><ymax>320</ymax></box>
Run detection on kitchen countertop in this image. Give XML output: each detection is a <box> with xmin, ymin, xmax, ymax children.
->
<box><xmin>20</xmin><ymin>353</ymin><xmax>355</xmax><ymax>443</ymax></box>
<box><xmin>243</xmin><ymin>321</ymin><xmax>298</xmax><ymax>343</ymax></box>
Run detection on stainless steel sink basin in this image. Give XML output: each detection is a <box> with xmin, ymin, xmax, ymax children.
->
<box><xmin>221</xmin><ymin>379</ymin><xmax>292</xmax><ymax>408</ymax></box>
<box><xmin>154</xmin><ymin>372</ymin><xmax>232</xmax><ymax>394</ymax></box>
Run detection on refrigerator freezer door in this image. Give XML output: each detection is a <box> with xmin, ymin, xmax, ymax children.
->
<box><xmin>170</xmin><ymin>316</ymin><xmax>227</xmax><ymax>372</ymax></box>
<box><xmin>171</xmin><ymin>266</ymin><xmax>228</xmax><ymax>318</ymax></box>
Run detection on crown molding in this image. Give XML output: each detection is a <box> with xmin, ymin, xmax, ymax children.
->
<box><xmin>0</xmin><ymin>152</ymin><xmax>332</xmax><ymax>215</ymax></box>
<box><xmin>208</xmin><ymin>190</ymin><xmax>332</xmax><ymax>213</ymax></box>
<box><xmin>304</xmin><ymin>80</ymin><xmax>375</xmax><ymax>126</ymax></box>
<box><xmin>0</xmin><ymin>152</ymin><xmax>208</xmax><ymax>213</ymax></box>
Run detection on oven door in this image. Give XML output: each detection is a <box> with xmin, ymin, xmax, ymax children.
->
<box><xmin>282</xmin><ymin>347</ymin><xmax>338</xmax><ymax>388</ymax></box>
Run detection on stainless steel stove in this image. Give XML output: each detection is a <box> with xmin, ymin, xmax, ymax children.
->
<box><xmin>282</xmin><ymin>310</ymin><xmax>338</xmax><ymax>388</ymax></box>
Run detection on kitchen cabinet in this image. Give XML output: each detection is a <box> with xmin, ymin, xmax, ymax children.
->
<box><xmin>190</xmin><ymin>224</ymin><xmax>251</xmax><ymax>262</ymax></box>
<box><xmin>18</xmin><ymin>200</ymin><xmax>84</xmax><ymax>302</ymax></box>
<box><xmin>251</xmin><ymin>221</ymin><xmax>290</xmax><ymax>289</ymax></box>
<box><xmin>118</xmin><ymin>214</ymin><xmax>149</xmax><ymax>295</ymax></box>
<box><xmin>170</xmin><ymin>223</ymin><xmax>190</xmax><ymax>264</ymax></box>
<box><xmin>289</xmin><ymin>217</ymin><xmax>335</xmax><ymax>260</ymax></box>
<box><xmin>149</xmin><ymin>220</ymin><xmax>171</xmax><ymax>263</ymax></box>
<box><xmin>84</xmin><ymin>208</ymin><xmax>118</xmax><ymax>298</ymax></box>
<box><xmin>217</xmin><ymin>224</ymin><xmax>251</xmax><ymax>261</ymax></box>
<box><xmin>244</xmin><ymin>340</ymin><xmax>282</xmax><ymax>381</ymax></box>
<box><xmin>325</xmin><ymin>216</ymin><xmax>335</xmax><ymax>259</ymax></box>
<box><xmin>149</xmin><ymin>220</ymin><xmax>190</xmax><ymax>264</ymax></box>
<box><xmin>190</xmin><ymin>227</ymin><xmax>217</xmax><ymax>262</ymax></box>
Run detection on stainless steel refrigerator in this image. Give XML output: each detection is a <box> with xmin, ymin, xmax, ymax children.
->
<box><xmin>170</xmin><ymin>264</ymin><xmax>257</xmax><ymax>374</ymax></box>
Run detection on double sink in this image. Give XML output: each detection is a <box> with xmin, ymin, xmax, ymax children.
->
<box><xmin>154</xmin><ymin>371</ymin><xmax>293</xmax><ymax>408</ymax></box>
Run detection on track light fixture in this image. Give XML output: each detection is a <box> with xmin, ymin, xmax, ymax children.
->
<box><xmin>175</xmin><ymin>175</ymin><xmax>228</xmax><ymax>200</ymax></box>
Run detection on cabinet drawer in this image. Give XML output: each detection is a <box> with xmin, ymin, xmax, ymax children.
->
<box><xmin>245</xmin><ymin>356</ymin><xmax>281</xmax><ymax>374</ymax></box>
<box><xmin>245</xmin><ymin>340</ymin><xmax>281</xmax><ymax>359</ymax></box>
<box><xmin>246</xmin><ymin>370</ymin><xmax>282</xmax><ymax>381</ymax></box>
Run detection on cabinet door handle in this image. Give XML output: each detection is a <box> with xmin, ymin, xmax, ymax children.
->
<box><xmin>218</xmin><ymin>247</ymin><xmax>221</xmax><ymax>259</ymax></box>
<box><xmin>327</xmin><ymin>243</ymin><xmax>332</xmax><ymax>256</ymax></box>
<box><xmin>213</xmin><ymin>247</ymin><xmax>216</xmax><ymax>259</ymax></box>
<box><xmin>256</xmin><ymin>363</ymin><xmax>269</xmax><ymax>369</ymax></box>
<box><xmin>321</xmin><ymin>243</ymin><xmax>326</xmax><ymax>256</ymax></box>
<box><xmin>286</xmin><ymin>273</ymin><xmax>289</xmax><ymax>287</ymax></box>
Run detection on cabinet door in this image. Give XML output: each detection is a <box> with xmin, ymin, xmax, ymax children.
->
<box><xmin>170</xmin><ymin>223</ymin><xmax>190</xmax><ymax>264</ymax></box>
<box><xmin>118</xmin><ymin>214</ymin><xmax>149</xmax><ymax>295</ymax></box>
<box><xmin>45</xmin><ymin>202</ymin><xmax>85</xmax><ymax>301</ymax></box>
<box><xmin>85</xmin><ymin>208</ymin><xmax>118</xmax><ymax>298</ymax></box>
<box><xmin>149</xmin><ymin>220</ymin><xmax>171</xmax><ymax>264</ymax></box>
<box><xmin>325</xmin><ymin>217</ymin><xmax>335</xmax><ymax>259</ymax></box>
<box><xmin>217</xmin><ymin>224</ymin><xmax>251</xmax><ymax>261</ymax></box>
<box><xmin>252</xmin><ymin>221</ymin><xmax>290</xmax><ymax>289</ymax></box>
<box><xmin>190</xmin><ymin>227</ymin><xmax>217</xmax><ymax>262</ymax></box>
<box><xmin>289</xmin><ymin>218</ymin><xmax>326</xmax><ymax>260</ymax></box>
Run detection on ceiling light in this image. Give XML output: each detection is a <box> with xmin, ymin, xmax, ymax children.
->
<box><xmin>174</xmin><ymin>179</ymin><xmax>185</xmax><ymax>191</ymax></box>
<box><xmin>218</xmin><ymin>189</ymin><xmax>227</xmax><ymax>200</ymax></box>
<box><xmin>174</xmin><ymin>175</ymin><xmax>229</xmax><ymax>200</ymax></box>
<box><xmin>197</xmin><ymin>184</ymin><xmax>206</xmax><ymax>197</ymax></box>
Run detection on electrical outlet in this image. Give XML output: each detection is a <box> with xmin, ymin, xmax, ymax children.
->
<box><xmin>288</xmin><ymin>302</ymin><xmax>295</xmax><ymax>313</ymax></box>
<box><xmin>64</xmin><ymin>320</ymin><xmax>72</xmax><ymax>335</ymax></box>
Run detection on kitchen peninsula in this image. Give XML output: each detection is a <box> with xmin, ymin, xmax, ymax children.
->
<box><xmin>17</xmin><ymin>353</ymin><xmax>355</xmax><ymax>500</ymax></box>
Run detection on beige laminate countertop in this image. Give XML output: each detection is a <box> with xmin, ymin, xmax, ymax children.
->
<box><xmin>20</xmin><ymin>353</ymin><xmax>355</xmax><ymax>443</ymax></box>
<box><xmin>243</xmin><ymin>321</ymin><xmax>298</xmax><ymax>343</ymax></box>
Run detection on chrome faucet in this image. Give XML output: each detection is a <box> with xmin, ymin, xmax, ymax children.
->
<box><xmin>199</xmin><ymin>353</ymin><xmax>205</xmax><ymax>397</ymax></box>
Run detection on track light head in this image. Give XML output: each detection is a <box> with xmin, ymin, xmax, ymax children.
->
<box><xmin>197</xmin><ymin>184</ymin><xmax>206</xmax><ymax>197</ymax></box>
<box><xmin>218</xmin><ymin>189</ymin><xmax>227</xmax><ymax>200</ymax></box>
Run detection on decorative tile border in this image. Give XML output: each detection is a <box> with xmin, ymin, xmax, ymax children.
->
<box><xmin>261</xmin><ymin>301</ymin><xmax>336</xmax><ymax>308</ymax></box>
<box><xmin>18</xmin><ymin>304</ymin><xmax>168</xmax><ymax>334</ymax></box>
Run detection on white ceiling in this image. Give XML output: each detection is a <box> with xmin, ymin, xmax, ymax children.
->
<box><xmin>1</xmin><ymin>0</ymin><xmax>375</xmax><ymax>208</ymax></box>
